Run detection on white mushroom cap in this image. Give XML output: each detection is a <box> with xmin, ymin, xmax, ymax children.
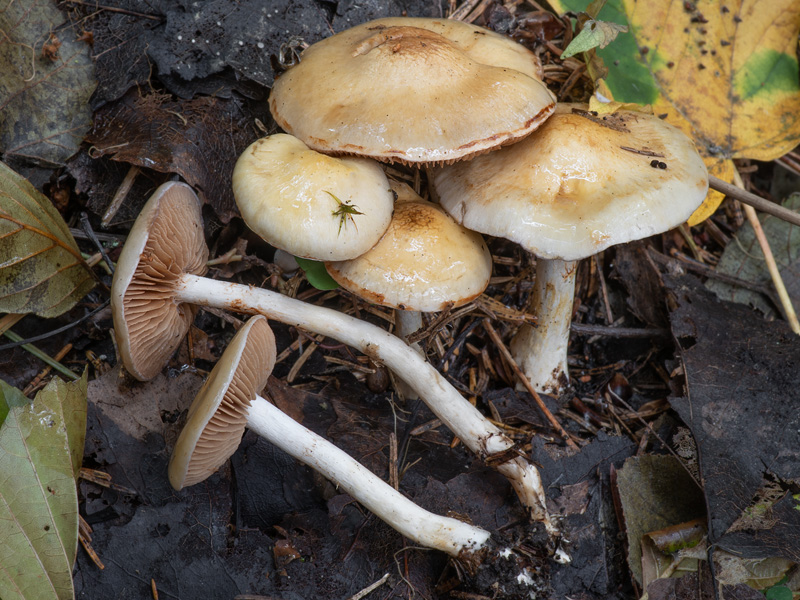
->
<box><xmin>269</xmin><ymin>18</ymin><xmax>556</xmax><ymax>165</ymax></box>
<box><xmin>232</xmin><ymin>134</ymin><xmax>395</xmax><ymax>261</ymax></box>
<box><xmin>169</xmin><ymin>315</ymin><xmax>276</xmax><ymax>490</ymax></box>
<box><xmin>433</xmin><ymin>104</ymin><xmax>709</xmax><ymax>261</ymax></box>
<box><xmin>111</xmin><ymin>182</ymin><xmax>209</xmax><ymax>381</ymax></box>
<box><xmin>326</xmin><ymin>183</ymin><xmax>491</xmax><ymax>311</ymax></box>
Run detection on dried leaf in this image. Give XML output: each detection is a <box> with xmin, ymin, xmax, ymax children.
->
<box><xmin>668</xmin><ymin>276</ymin><xmax>800</xmax><ymax>560</ymax></box>
<box><xmin>561</xmin><ymin>19</ymin><xmax>628</xmax><ymax>58</ymax></box>
<box><xmin>707</xmin><ymin>193</ymin><xmax>800</xmax><ymax>318</ymax></box>
<box><xmin>0</xmin><ymin>161</ymin><xmax>95</xmax><ymax>317</ymax></box>
<box><xmin>0</xmin><ymin>374</ymin><xmax>88</xmax><ymax>600</ymax></box>
<box><xmin>615</xmin><ymin>454</ymin><xmax>705</xmax><ymax>585</ymax></box>
<box><xmin>551</xmin><ymin>0</ymin><xmax>800</xmax><ymax>223</ymax></box>
<box><xmin>0</xmin><ymin>0</ymin><xmax>96</xmax><ymax>167</ymax></box>
<box><xmin>84</xmin><ymin>89</ymin><xmax>270</xmax><ymax>223</ymax></box>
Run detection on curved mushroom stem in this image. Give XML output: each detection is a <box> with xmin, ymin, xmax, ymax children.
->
<box><xmin>247</xmin><ymin>394</ymin><xmax>491</xmax><ymax>557</ymax></box>
<box><xmin>176</xmin><ymin>274</ymin><xmax>554</xmax><ymax>532</ymax></box>
<box><xmin>510</xmin><ymin>259</ymin><xmax>577</xmax><ymax>394</ymax></box>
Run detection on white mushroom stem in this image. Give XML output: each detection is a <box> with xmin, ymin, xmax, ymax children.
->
<box><xmin>247</xmin><ymin>394</ymin><xmax>491</xmax><ymax>556</ymax></box>
<box><xmin>175</xmin><ymin>273</ymin><xmax>553</xmax><ymax>531</ymax></box>
<box><xmin>395</xmin><ymin>309</ymin><xmax>423</xmax><ymax>343</ymax></box>
<box><xmin>510</xmin><ymin>259</ymin><xmax>577</xmax><ymax>394</ymax></box>
<box><xmin>394</xmin><ymin>309</ymin><xmax>424</xmax><ymax>400</ymax></box>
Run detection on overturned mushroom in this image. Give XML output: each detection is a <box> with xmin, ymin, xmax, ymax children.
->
<box><xmin>170</xmin><ymin>315</ymin><xmax>491</xmax><ymax>558</ymax></box>
<box><xmin>434</xmin><ymin>104</ymin><xmax>708</xmax><ymax>393</ymax></box>
<box><xmin>112</xmin><ymin>182</ymin><xmax>554</xmax><ymax>529</ymax></box>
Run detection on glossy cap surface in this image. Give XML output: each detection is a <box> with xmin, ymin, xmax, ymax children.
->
<box><xmin>434</xmin><ymin>104</ymin><xmax>709</xmax><ymax>260</ymax></box>
<box><xmin>233</xmin><ymin>134</ymin><xmax>394</xmax><ymax>260</ymax></box>
<box><xmin>326</xmin><ymin>183</ymin><xmax>491</xmax><ymax>311</ymax></box>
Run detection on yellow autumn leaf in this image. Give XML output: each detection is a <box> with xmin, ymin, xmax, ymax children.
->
<box><xmin>629</xmin><ymin>1</ymin><xmax>800</xmax><ymax>161</ymax></box>
<box><xmin>553</xmin><ymin>0</ymin><xmax>800</xmax><ymax>223</ymax></box>
<box><xmin>627</xmin><ymin>1</ymin><xmax>800</xmax><ymax>221</ymax></box>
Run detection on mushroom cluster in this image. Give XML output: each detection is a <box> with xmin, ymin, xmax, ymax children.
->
<box><xmin>110</xmin><ymin>13</ymin><xmax>711</xmax><ymax>583</ymax></box>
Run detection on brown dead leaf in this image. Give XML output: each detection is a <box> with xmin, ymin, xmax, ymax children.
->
<box><xmin>85</xmin><ymin>89</ymin><xmax>269</xmax><ymax>223</ymax></box>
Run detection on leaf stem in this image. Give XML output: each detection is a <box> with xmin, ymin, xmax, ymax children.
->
<box><xmin>2</xmin><ymin>330</ymin><xmax>79</xmax><ymax>380</ymax></box>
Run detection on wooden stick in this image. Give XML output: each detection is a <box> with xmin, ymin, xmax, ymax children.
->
<box><xmin>483</xmin><ymin>319</ymin><xmax>579</xmax><ymax>450</ymax></box>
<box><xmin>731</xmin><ymin>170</ymin><xmax>800</xmax><ymax>334</ymax></box>
<box><xmin>709</xmin><ymin>175</ymin><xmax>800</xmax><ymax>227</ymax></box>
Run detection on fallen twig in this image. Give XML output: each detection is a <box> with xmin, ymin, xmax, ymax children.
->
<box><xmin>732</xmin><ymin>169</ymin><xmax>800</xmax><ymax>334</ymax></box>
<box><xmin>709</xmin><ymin>174</ymin><xmax>800</xmax><ymax>227</ymax></box>
<box><xmin>482</xmin><ymin>318</ymin><xmax>580</xmax><ymax>450</ymax></box>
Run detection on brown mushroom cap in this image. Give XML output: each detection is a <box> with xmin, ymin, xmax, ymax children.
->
<box><xmin>325</xmin><ymin>182</ymin><xmax>491</xmax><ymax>311</ymax></box>
<box><xmin>169</xmin><ymin>315</ymin><xmax>276</xmax><ymax>490</ymax></box>
<box><xmin>269</xmin><ymin>17</ymin><xmax>556</xmax><ymax>165</ymax></box>
<box><xmin>111</xmin><ymin>182</ymin><xmax>209</xmax><ymax>381</ymax></box>
<box><xmin>232</xmin><ymin>134</ymin><xmax>395</xmax><ymax>260</ymax></box>
<box><xmin>433</xmin><ymin>104</ymin><xmax>709</xmax><ymax>261</ymax></box>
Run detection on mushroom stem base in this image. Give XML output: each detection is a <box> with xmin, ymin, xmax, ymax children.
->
<box><xmin>176</xmin><ymin>274</ymin><xmax>552</xmax><ymax>529</ymax></box>
<box><xmin>511</xmin><ymin>259</ymin><xmax>577</xmax><ymax>394</ymax></box>
<box><xmin>247</xmin><ymin>394</ymin><xmax>491</xmax><ymax>556</ymax></box>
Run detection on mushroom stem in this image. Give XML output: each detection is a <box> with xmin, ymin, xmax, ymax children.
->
<box><xmin>175</xmin><ymin>273</ymin><xmax>553</xmax><ymax>530</ymax></box>
<box><xmin>394</xmin><ymin>309</ymin><xmax>423</xmax><ymax>400</ymax></box>
<box><xmin>510</xmin><ymin>259</ymin><xmax>577</xmax><ymax>394</ymax></box>
<box><xmin>246</xmin><ymin>394</ymin><xmax>491</xmax><ymax>556</ymax></box>
<box><xmin>395</xmin><ymin>309</ymin><xmax>423</xmax><ymax>342</ymax></box>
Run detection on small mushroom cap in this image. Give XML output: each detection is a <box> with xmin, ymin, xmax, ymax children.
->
<box><xmin>325</xmin><ymin>184</ymin><xmax>492</xmax><ymax>311</ymax></box>
<box><xmin>269</xmin><ymin>18</ymin><xmax>556</xmax><ymax>165</ymax></box>
<box><xmin>111</xmin><ymin>182</ymin><xmax>209</xmax><ymax>381</ymax></box>
<box><xmin>169</xmin><ymin>315</ymin><xmax>277</xmax><ymax>490</ymax></box>
<box><xmin>233</xmin><ymin>134</ymin><xmax>394</xmax><ymax>261</ymax></box>
<box><xmin>433</xmin><ymin>104</ymin><xmax>709</xmax><ymax>261</ymax></box>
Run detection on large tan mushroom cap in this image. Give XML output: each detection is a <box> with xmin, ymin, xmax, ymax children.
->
<box><xmin>169</xmin><ymin>315</ymin><xmax>277</xmax><ymax>490</ymax></box>
<box><xmin>269</xmin><ymin>18</ymin><xmax>556</xmax><ymax>165</ymax></box>
<box><xmin>433</xmin><ymin>104</ymin><xmax>709</xmax><ymax>261</ymax></box>
<box><xmin>111</xmin><ymin>182</ymin><xmax>209</xmax><ymax>381</ymax></box>
<box><xmin>326</xmin><ymin>183</ymin><xmax>491</xmax><ymax>311</ymax></box>
<box><xmin>233</xmin><ymin>134</ymin><xmax>394</xmax><ymax>260</ymax></box>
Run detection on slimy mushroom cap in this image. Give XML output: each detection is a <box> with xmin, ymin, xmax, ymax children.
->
<box><xmin>434</xmin><ymin>104</ymin><xmax>710</xmax><ymax>260</ymax></box>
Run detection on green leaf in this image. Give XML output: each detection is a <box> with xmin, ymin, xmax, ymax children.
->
<box><xmin>0</xmin><ymin>373</ymin><xmax>88</xmax><ymax>600</ymax></box>
<box><xmin>0</xmin><ymin>0</ymin><xmax>96</xmax><ymax>167</ymax></box>
<box><xmin>0</xmin><ymin>160</ymin><xmax>96</xmax><ymax>317</ymax></box>
<box><xmin>295</xmin><ymin>257</ymin><xmax>340</xmax><ymax>291</ymax></box>
<box><xmin>765</xmin><ymin>585</ymin><xmax>792</xmax><ymax>600</ymax></box>
<box><xmin>0</xmin><ymin>380</ymin><xmax>31</xmax><ymax>430</ymax></box>
<box><xmin>561</xmin><ymin>19</ymin><xmax>628</xmax><ymax>59</ymax></box>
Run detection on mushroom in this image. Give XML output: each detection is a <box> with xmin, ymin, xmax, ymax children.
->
<box><xmin>433</xmin><ymin>104</ymin><xmax>709</xmax><ymax>393</ymax></box>
<box><xmin>112</xmin><ymin>181</ymin><xmax>553</xmax><ymax>529</ymax></box>
<box><xmin>269</xmin><ymin>17</ymin><xmax>556</xmax><ymax>165</ymax></box>
<box><xmin>232</xmin><ymin>134</ymin><xmax>394</xmax><ymax>261</ymax></box>
<box><xmin>325</xmin><ymin>180</ymin><xmax>492</xmax><ymax>343</ymax></box>
<box><xmin>170</xmin><ymin>314</ymin><xmax>491</xmax><ymax>558</ymax></box>
<box><xmin>111</xmin><ymin>181</ymin><xmax>209</xmax><ymax>381</ymax></box>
